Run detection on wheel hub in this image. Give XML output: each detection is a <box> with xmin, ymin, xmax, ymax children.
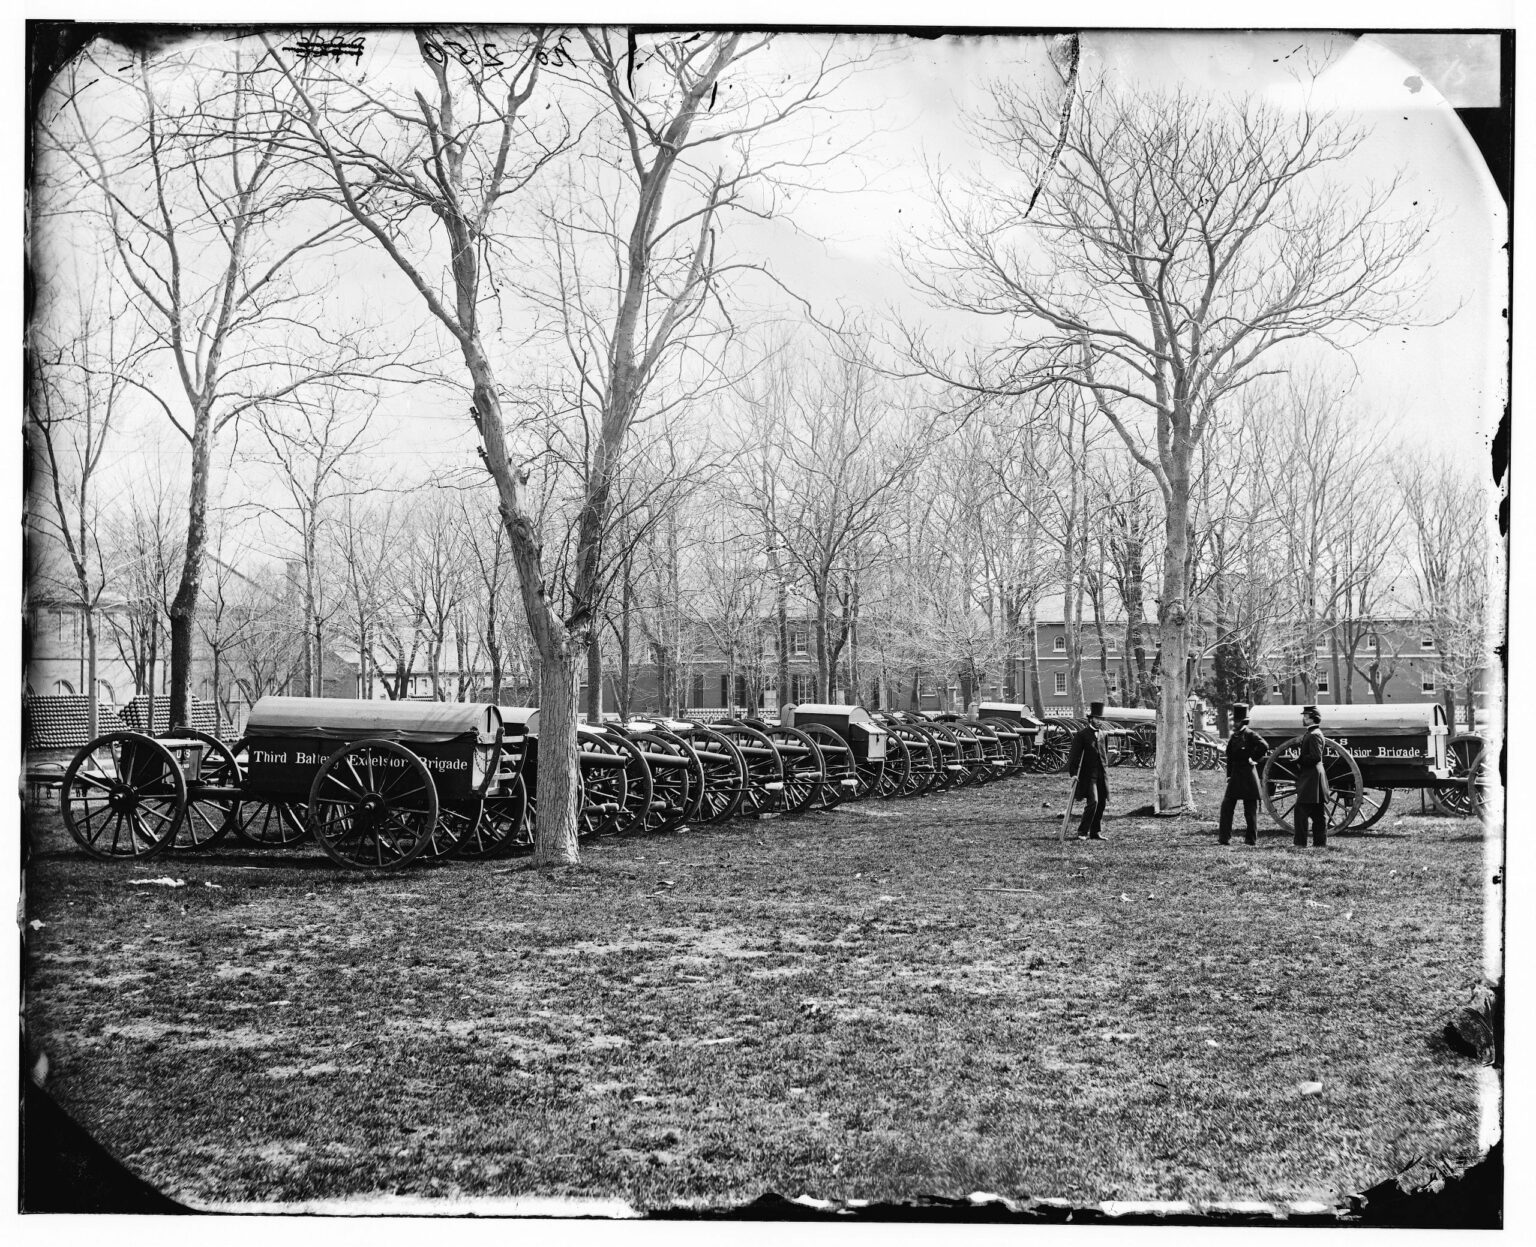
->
<box><xmin>107</xmin><ymin>783</ymin><xmax>138</xmax><ymax>813</ymax></box>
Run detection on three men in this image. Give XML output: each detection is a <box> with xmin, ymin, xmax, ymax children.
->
<box><xmin>1066</xmin><ymin>701</ymin><xmax>1110</xmax><ymax>840</ymax></box>
<box><xmin>1217</xmin><ymin>702</ymin><xmax>1269</xmax><ymax>845</ymax></box>
<box><xmin>1293</xmin><ymin>705</ymin><xmax>1330</xmax><ymax>848</ymax></box>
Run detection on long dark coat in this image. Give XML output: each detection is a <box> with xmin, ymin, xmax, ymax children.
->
<box><xmin>1224</xmin><ymin>725</ymin><xmax>1270</xmax><ymax>800</ymax></box>
<box><xmin>1067</xmin><ymin>723</ymin><xmax>1108</xmax><ymax>799</ymax></box>
<box><xmin>1295</xmin><ymin>725</ymin><xmax>1332</xmax><ymax>804</ymax></box>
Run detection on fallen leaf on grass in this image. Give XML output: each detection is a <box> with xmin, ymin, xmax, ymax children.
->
<box><xmin>696</xmin><ymin>1037</ymin><xmax>741</xmax><ymax>1047</ymax></box>
<box><xmin>1205</xmin><ymin>1039</ymin><xmax>1219</xmax><ymax>1048</ymax></box>
<box><xmin>1305</xmin><ymin>899</ymin><xmax>1331</xmax><ymax>909</ymax></box>
<box><xmin>203</xmin><ymin>882</ymin><xmax>224</xmax><ymax>890</ymax></box>
<box><xmin>1297</xmin><ymin>1081</ymin><xmax>1324</xmax><ymax>1096</ymax></box>
<box><xmin>1119</xmin><ymin>893</ymin><xmax>1132</xmax><ymax>903</ymax></box>
<box><xmin>28</xmin><ymin>920</ymin><xmax>45</xmax><ymax>930</ymax></box>
<box><xmin>127</xmin><ymin>878</ymin><xmax>184</xmax><ymax>888</ymax></box>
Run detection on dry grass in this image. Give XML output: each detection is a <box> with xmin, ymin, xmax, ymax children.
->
<box><xmin>22</xmin><ymin>768</ymin><xmax>1494</xmax><ymax>1212</ymax></box>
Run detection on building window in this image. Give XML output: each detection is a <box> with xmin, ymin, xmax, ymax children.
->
<box><xmin>53</xmin><ymin>679</ymin><xmax>75</xmax><ymax>696</ymax></box>
<box><xmin>97</xmin><ymin>680</ymin><xmax>114</xmax><ymax>704</ymax></box>
<box><xmin>1053</xmin><ymin>672</ymin><xmax>1067</xmax><ymax>696</ymax></box>
<box><xmin>1368</xmin><ymin>634</ymin><xmax>1381</xmax><ymax>651</ymax></box>
<box><xmin>791</xmin><ymin>673</ymin><xmax>814</xmax><ymax>703</ymax></box>
<box><xmin>688</xmin><ymin>674</ymin><xmax>705</xmax><ymax>708</ymax></box>
<box><xmin>789</xmin><ymin>629</ymin><xmax>809</xmax><ymax>656</ymax></box>
<box><xmin>1421</xmin><ymin>636</ymin><xmax>1435</xmax><ymax>650</ymax></box>
<box><xmin>1422</xmin><ymin>676</ymin><xmax>1437</xmax><ymax>694</ymax></box>
<box><xmin>1316</xmin><ymin>673</ymin><xmax>1330</xmax><ymax>694</ymax></box>
<box><xmin>1314</xmin><ymin>637</ymin><xmax>1329</xmax><ymax>651</ymax></box>
<box><xmin>1271</xmin><ymin>681</ymin><xmax>1281</xmax><ymax>696</ymax></box>
<box><xmin>1053</xmin><ymin>636</ymin><xmax>1066</xmax><ymax>653</ymax></box>
<box><xmin>1106</xmin><ymin>674</ymin><xmax>1119</xmax><ymax>698</ymax></box>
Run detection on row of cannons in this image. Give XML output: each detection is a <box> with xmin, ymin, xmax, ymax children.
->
<box><xmin>52</xmin><ymin>697</ymin><xmax>1492</xmax><ymax>871</ymax></box>
<box><xmin>53</xmin><ymin>700</ymin><xmax>1056</xmax><ymax>870</ymax></box>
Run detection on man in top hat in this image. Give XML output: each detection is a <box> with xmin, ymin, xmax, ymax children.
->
<box><xmin>1217</xmin><ymin>703</ymin><xmax>1269</xmax><ymax>845</ymax></box>
<box><xmin>1294</xmin><ymin>705</ymin><xmax>1330</xmax><ymax>848</ymax></box>
<box><xmin>1066</xmin><ymin>701</ymin><xmax>1111</xmax><ymax>840</ymax></box>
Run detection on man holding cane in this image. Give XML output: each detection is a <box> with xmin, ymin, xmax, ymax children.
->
<box><xmin>1066</xmin><ymin>701</ymin><xmax>1110</xmax><ymax>841</ymax></box>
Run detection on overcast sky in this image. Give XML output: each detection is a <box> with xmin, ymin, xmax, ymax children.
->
<box><xmin>28</xmin><ymin>24</ymin><xmax>1510</xmax><ymax>576</ymax></box>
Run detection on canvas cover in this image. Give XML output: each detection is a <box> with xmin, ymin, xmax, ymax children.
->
<box><xmin>246</xmin><ymin>696</ymin><xmax>501</xmax><ymax>744</ymax></box>
<box><xmin>977</xmin><ymin>702</ymin><xmax>1046</xmax><ymax>729</ymax></box>
<box><xmin>1246</xmin><ymin>702</ymin><xmax>1447</xmax><ymax>737</ymax></box>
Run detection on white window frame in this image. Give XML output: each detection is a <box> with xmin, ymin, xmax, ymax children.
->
<box><xmin>789</xmin><ymin>629</ymin><xmax>809</xmax><ymax>656</ymax></box>
<box><xmin>1420</xmin><ymin>636</ymin><xmax>1435</xmax><ymax>651</ymax></box>
<box><xmin>1053</xmin><ymin>636</ymin><xmax>1066</xmax><ymax>653</ymax></box>
<box><xmin>1315</xmin><ymin>672</ymin><xmax>1330</xmax><ymax>694</ymax></box>
<box><xmin>1422</xmin><ymin>676</ymin><xmax>1437</xmax><ymax>694</ymax></box>
<box><xmin>1053</xmin><ymin>671</ymin><xmax>1067</xmax><ymax>696</ymax></box>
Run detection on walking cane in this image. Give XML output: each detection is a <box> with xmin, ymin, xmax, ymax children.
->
<box><xmin>1061</xmin><ymin>764</ymin><xmax>1081</xmax><ymax>843</ymax></box>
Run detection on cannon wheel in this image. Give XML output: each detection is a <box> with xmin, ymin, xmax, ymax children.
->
<box><xmin>1261</xmin><ymin>735</ymin><xmax>1363</xmax><ymax>835</ymax></box>
<box><xmin>424</xmin><ymin>800</ymin><xmax>483</xmax><ymax>860</ymax></box>
<box><xmin>227</xmin><ymin>736</ymin><xmax>310</xmax><ymax>846</ymax></box>
<box><xmin>629</xmin><ymin>730</ymin><xmax>695</xmax><ymax>834</ymax></box>
<box><xmin>60</xmin><ymin>731</ymin><xmax>187</xmax><ymax>859</ymax></box>
<box><xmin>875</xmin><ymin>730</ymin><xmax>912</xmax><ymax>798</ymax></box>
<box><xmin>762</xmin><ymin>724</ymin><xmax>826</xmax><ymax>816</ymax></box>
<box><xmin>649</xmin><ymin>727</ymin><xmax>708</xmax><ymax>826</ymax></box>
<box><xmin>683</xmin><ymin>726</ymin><xmax>748</xmax><ymax>825</ymax></box>
<box><xmin>1029</xmin><ymin>720</ymin><xmax>1073</xmax><ymax>773</ymax></box>
<box><xmin>458</xmin><ymin>777</ymin><xmax>530</xmax><ymax>858</ymax></box>
<box><xmin>1434</xmin><ymin>734</ymin><xmax>1488</xmax><ymax>817</ymax></box>
<box><xmin>1347</xmin><ymin>788</ymin><xmax>1393</xmax><ymax>831</ymax></box>
<box><xmin>799</xmin><ymin>722</ymin><xmax>856</xmax><ymax>809</ymax></box>
<box><xmin>307</xmin><ymin>738</ymin><xmax>439</xmax><ymax>870</ymax></box>
<box><xmin>159</xmin><ymin>728</ymin><xmax>242</xmax><ymax>851</ymax></box>
<box><xmin>714</xmin><ymin>722</ymin><xmax>785</xmax><ymax>817</ymax></box>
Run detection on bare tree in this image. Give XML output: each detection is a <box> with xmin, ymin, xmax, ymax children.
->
<box><xmin>37</xmin><ymin>40</ymin><xmax>405</xmax><ymax>727</ymax></box>
<box><xmin>904</xmin><ymin>73</ymin><xmax>1431</xmax><ymax>810</ymax></box>
<box><xmin>26</xmin><ymin>274</ymin><xmax>143</xmax><ymax>735</ymax></box>
<box><xmin>252</xmin><ymin>391</ymin><xmax>379</xmax><ymax>697</ymax></box>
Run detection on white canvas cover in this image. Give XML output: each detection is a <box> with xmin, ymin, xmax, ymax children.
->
<box><xmin>246</xmin><ymin>696</ymin><xmax>501</xmax><ymax>744</ymax></box>
<box><xmin>1246</xmin><ymin>702</ymin><xmax>1447</xmax><ymax>736</ymax></box>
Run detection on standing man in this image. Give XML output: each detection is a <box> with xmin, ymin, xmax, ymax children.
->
<box><xmin>1217</xmin><ymin>702</ymin><xmax>1269</xmax><ymax>845</ymax></box>
<box><xmin>1294</xmin><ymin>705</ymin><xmax>1330</xmax><ymax>848</ymax></box>
<box><xmin>1067</xmin><ymin>701</ymin><xmax>1110</xmax><ymax>840</ymax></box>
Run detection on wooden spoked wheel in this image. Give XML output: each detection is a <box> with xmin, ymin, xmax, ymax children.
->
<box><xmin>978</xmin><ymin>719</ymin><xmax>1025</xmax><ymax>776</ymax></box>
<box><xmin>1261</xmin><ymin>735</ymin><xmax>1363</xmax><ymax>834</ymax></box>
<box><xmin>576</xmin><ymin>734</ymin><xmax>631</xmax><ymax>836</ymax></box>
<box><xmin>606</xmin><ymin>733</ymin><xmax>656</xmax><ymax>835</ymax></box>
<box><xmin>714</xmin><ymin>723</ymin><xmax>785</xmax><ymax>818</ymax></box>
<box><xmin>307</xmin><ymin>738</ymin><xmax>439</xmax><ymax>870</ymax></box>
<box><xmin>424</xmin><ymin>799</ymin><xmax>483</xmax><ymax>860</ymax></box>
<box><xmin>162</xmin><ymin>728</ymin><xmax>241</xmax><ymax>851</ymax></box>
<box><xmin>798</xmin><ymin>723</ymin><xmax>856</xmax><ymax>809</ymax></box>
<box><xmin>889</xmin><ymin>724</ymin><xmax>940</xmax><ymax>796</ymax></box>
<box><xmin>1347</xmin><ymin>788</ymin><xmax>1394</xmax><ymax>831</ymax></box>
<box><xmin>682</xmin><ymin>726</ymin><xmax>748</xmax><ymax>824</ymax></box>
<box><xmin>60</xmin><ymin>731</ymin><xmax>187</xmax><ymax>860</ymax></box>
<box><xmin>1434</xmin><ymin>735</ymin><xmax>1488</xmax><ymax>817</ymax></box>
<box><xmin>1029</xmin><ymin>721</ymin><xmax>1073</xmax><ymax>773</ymax></box>
<box><xmin>629</xmin><ymin>730</ymin><xmax>694</xmax><ymax>834</ymax></box>
<box><xmin>227</xmin><ymin>737</ymin><xmax>310</xmax><ymax>846</ymax></box>
<box><xmin>874</xmin><ymin>730</ymin><xmax>912</xmax><ymax>798</ymax></box>
<box><xmin>648</xmin><ymin>727</ymin><xmax>709</xmax><ymax>825</ymax></box>
<box><xmin>457</xmin><ymin>777</ymin><xmax>531</xmax><ymax>858</ymax></box>
<box><xmin>762</xmin><ymin>725</ymin><xmax>825</xmax><ymax>816</ymax></box>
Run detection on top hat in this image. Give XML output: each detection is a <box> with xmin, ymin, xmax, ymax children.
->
<box><xmin>1231</xmin><ymin>702</ymin><xmax>1250</xmax><ymax>722</ymax></box>
<box><xmin>1088</xmin><ymin>701</ymin><xmax>1105</xmax><ymax>718</ymax></box>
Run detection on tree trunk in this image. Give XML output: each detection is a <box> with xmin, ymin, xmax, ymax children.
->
<box><xmin>535</xmin><ymin>650</ymin><xmax>582</xmax><ymax>866</ymax></box>
<box><xmin>83</xmin><ymin>598</ymin><xmax>99</xmax><ymax>738</ymax></box>
<box><xmin>1154</xmin><ymin>470</ymin><xmax>1195</xmax><ymax>812</ymax></box>
<box><xmin>585</xmin><ymin>636</ymin><xmax>603</xmax><ymax>721</ymax></box>
<box><xmin>168</xmin><ymin>409</ymin><xmax>214</xmax><ymax>727</ymax></box>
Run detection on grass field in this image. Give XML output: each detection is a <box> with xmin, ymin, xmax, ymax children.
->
<box><xmin>22</xmin><ymin>768</ymin><xmax>1495</xmax><ymax>1213</ymax></box>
